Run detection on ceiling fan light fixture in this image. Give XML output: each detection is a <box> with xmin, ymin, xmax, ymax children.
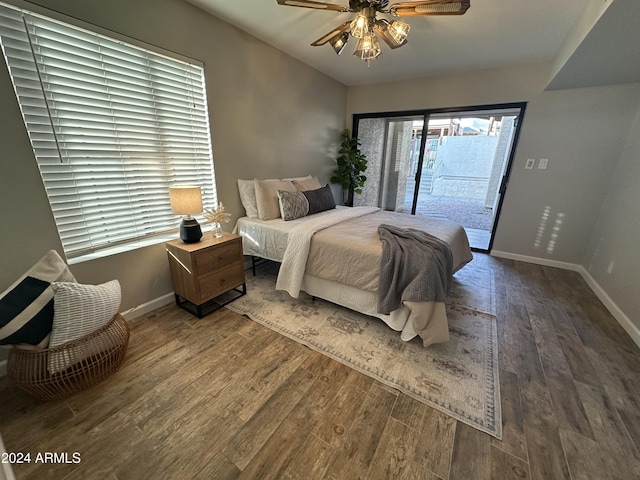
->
<box><xmin>389</xmin><ymin>20</ymin><xmax>410</xmax><ymax>44</ymax></box>
<box><xmin>374</xmin><ymin>19</ymin><xmax>409</xmax><ymax>49</ymax></box>
<box><xmin>330</xmin><ymin>32</ymin><xmax>349</xmax><ymax>55</ymax></box>
<box><xmin>276</xmin><ymin>0</ymin><xmax>470</xmax><ymax>63</ymax></box>
<box><xmin>353</xmin><ymin>31</ymin><xmax>381</xmax><ymax>62</ymax></box>
<box><xmin>349</xmin><ymin>14</ymin><xmax>368</xmax><ymax>38</ymax></box>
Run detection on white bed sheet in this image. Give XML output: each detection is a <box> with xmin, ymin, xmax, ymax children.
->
<box><xmin>233</xmin><ymin>206</ymin><xmax>350</xmax><ymax>262</ymax></box>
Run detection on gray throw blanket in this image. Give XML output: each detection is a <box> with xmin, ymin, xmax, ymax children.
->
<box><xmin>377</xmin><ymin>224</ymin><xmax>454</xmax><ymax>314</ymax></box>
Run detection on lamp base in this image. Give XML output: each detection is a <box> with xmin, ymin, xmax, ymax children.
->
<box><xmin>179</xmin><ymin>218</ymin><xmax>202</xmax><ymax>243</ymax></box>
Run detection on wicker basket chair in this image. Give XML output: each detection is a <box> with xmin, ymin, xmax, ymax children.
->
<box><xmin>7</xmin><ymin>313</ymin><xmax>130</xmax><ymax>401</ymax></box>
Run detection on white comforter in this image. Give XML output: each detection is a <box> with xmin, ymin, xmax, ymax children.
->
<box><xmin>273</xmin><ymin>207</ymin><xmax>473</xmax><ymax>346</ymax></box>
<box><xmin>276</xmin><ymin>206</ymin><xmax>379</xmax><ymax>296</ymax></box>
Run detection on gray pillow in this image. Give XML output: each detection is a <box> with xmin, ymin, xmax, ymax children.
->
<box><xmin>278</xmin><ymin>190</ymin><xmax>309</xmax><ymax>221</ymax></box>
<box><xmin>304</xmin><ymin>184</ymin><xmax>336</xmax><ymax>215</ymax></box>
<box><xmin>278</xmin><ymin>185</ymin><xmax>336</xmax><ymax>221</ymax></box>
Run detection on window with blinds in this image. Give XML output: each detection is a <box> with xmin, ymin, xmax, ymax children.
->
<box><xmin>0</xmin><ymin>2</ymin><xmax>217</xmax><ymax>260</ymax></box>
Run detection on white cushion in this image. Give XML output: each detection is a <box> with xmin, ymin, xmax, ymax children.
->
<box><xmin>293</xmin><ymin>176</ymin><xmax>322</xmax><ymax>191</ymax></box>
<box><xmin>48</xmin><ymin>280</ymin><xmax>121</xmax><ymax>373</ymax></box>
<box><xmin>254</xmin><ymin>179</ymin><xmax>297</xmax><ymax>220</ymax></box>
<box><xmin>49</xmin><ymin>280</ymin><xmax>121</xmax><ymax>348</ymax></box>
<box><xmin>237</xmin><ymin>179</ymin><xmax>259</xmax><ymax>218</ymax></box>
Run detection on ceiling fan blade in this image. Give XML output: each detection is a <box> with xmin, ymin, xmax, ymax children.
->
<box><xmin>276</xmin><ymin>0</ymin><xmax>350</xmax><ymax>12</ymax></box>
<box><xmin>390</xmin><ymin>0</ymin><xmax>470</xmax><ymax>16</ymax></box>
<box><xmin>311</xmin><ymin>22</ymin><xmax>351</xmax><ymax>46</ymax></box>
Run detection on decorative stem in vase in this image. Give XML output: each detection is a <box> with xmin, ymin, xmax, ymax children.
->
<box><xmin>204</xmin><ymin>201</ymin><xmax>232</xmax><ymax>239</ymax></box>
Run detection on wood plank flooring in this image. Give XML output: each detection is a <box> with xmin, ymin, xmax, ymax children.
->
<box><xmin>1</xmin><ymin>254</ymin><xmax>640</xmax><ymax>479</ymax></box>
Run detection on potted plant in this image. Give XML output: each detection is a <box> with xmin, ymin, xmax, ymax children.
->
<box><xmin>330</xmin><ymin>128</ymin><xmax>368</xmax><ymax>207</ymax></box>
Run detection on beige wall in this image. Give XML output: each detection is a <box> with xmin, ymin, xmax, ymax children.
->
<box><xmin>347</xmin><ymin>62</ymin><xmax>640</xmax><ymax>326</ymax></box>
<box><xmin>0</xmin><ymin>0</ymin><xmax>346</xmax><ymax>344</ymax></box>
<box><xmin>586</xmin><ymin>105</ymin><xmax>640</xmax><ymax>330</ymax></box>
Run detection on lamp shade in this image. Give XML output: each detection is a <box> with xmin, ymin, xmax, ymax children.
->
<box><xmin>353</xmin><ymin>32</ymin><xmax>381</xmax><ymax>61</ymax></box>
<box><xmin>330</xmin><ymin>32</ymin><xmax>349</xmax><ymax>55</ymax></box>
<box><xmin>169</xmin><ymin>186</ymin><xmax>203</xmax><ymax>215</ymax></box>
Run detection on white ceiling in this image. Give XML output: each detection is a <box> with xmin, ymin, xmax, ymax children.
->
<box><xmin>184</xmin><ymin>0</ymin><xmax>640</xmax><ymax>89</ymax></box>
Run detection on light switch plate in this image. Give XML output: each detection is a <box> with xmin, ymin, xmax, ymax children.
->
<box><xmin>539</xmin><ymin>158</ymin><xmax>549</xmax><ymax>169</ymax></box>
<box><xmin>525</xmin><ymin>159</ymin><xmax>535</xmax><ymax>169</ymax></box>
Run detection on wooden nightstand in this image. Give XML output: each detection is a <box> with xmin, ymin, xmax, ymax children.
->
<box><xmin>166</xmin><ymin>232</ymin><xmax>246</xmax><ymax>318</ymax></box>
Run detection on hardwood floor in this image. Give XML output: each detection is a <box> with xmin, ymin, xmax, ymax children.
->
<box><xmin>1</xmin><ymin>254</ymin><xmax>640</xmax><ymax>479</ymax></box>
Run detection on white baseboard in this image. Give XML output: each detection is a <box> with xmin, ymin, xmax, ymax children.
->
<box><xmin>120</xmin><ymin>292</ymin><xmax>175</xmax><ymax>321</ymax></box>
<box><xmin>490</xmin><ymin>250</ymin><xmax>640</xmax><ymax>348</ymax></box>
<box><xmin>578</xmin><ymin>266</ymin><xmax>640</xmax><ymax>348</ymax></box>
<box><xmin>0</xmin><ymin>294</ymin><xmax>175</xmax><ymax>378</ymax></box>
<box><xmin>490</xmin><ymin>250</ymin><xmax>582</xmax><ymax>272</ymax></box>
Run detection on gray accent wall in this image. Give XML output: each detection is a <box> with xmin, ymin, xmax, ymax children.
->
<box><xmin>347</xmin><ymin>62</ymin><xmax>640</xmax><ymax>329</ymax></box>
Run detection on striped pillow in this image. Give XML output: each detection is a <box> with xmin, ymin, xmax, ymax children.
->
<box><xmin>48</xmin><ymin>280</ymin><xmax>121</xmax><ymax>373</ymax></box>
<box><xmin>0</xmin><ymin>250</ymin><xmax>76</xmax><ymax>348</ymax></box>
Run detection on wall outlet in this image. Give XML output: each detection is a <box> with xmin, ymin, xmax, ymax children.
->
<box><xmin>538</xmin><ymin>158</ymin><xmax>549</xmax><ymax>169</ymax></box>
<box><xmin>525</xmin><ymin>158</ymin><xmax>535</xmax><ymax>169</ymax></box>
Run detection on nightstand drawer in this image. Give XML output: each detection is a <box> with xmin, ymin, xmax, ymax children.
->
<box><xmin>195</xmin><ymin>239</ymin><xmax>241</xmax><ymax>274</ymax></box>
<box><xmin>199</xmin><ymin>261</ymin><xmax>244</xmax><ymax>300</ymax></box>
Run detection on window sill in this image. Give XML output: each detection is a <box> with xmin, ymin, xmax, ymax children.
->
<box><xmin>67</xmin><ymin>231</ymin><xmax>180</xmax><ymax>265</ymax></box>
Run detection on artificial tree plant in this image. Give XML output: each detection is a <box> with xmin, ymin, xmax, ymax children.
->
<box><xmin>330</xmin><ymin>128</ymin><xmax>368</xmax><ymax>207</ymax></box>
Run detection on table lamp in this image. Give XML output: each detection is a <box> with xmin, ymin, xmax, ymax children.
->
<box><xmin>169</xmin><ymin>185</ymin><xmax>203</xmax><ymax>243</ymax></box>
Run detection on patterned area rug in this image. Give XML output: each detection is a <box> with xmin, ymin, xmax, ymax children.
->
<box><xmin>227</xmin><ymin>261</ymin><xmax>501</xmax><ymax>439</ymax></box>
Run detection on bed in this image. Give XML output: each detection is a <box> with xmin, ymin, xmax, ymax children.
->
<box><xmin>234</xmin><ymin>201</ymin><xmax>473</xmax><ymax>347</ymax></box>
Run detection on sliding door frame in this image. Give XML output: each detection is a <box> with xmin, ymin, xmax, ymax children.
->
<box><xmin>352</xmin><ymin>101</ymin><xmax>528</xmax><ymax>252</ymax></box>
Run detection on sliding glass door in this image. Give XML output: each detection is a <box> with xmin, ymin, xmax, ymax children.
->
<box><xmin>353</xmin><ymin>103</ymin><xmax>526</xmax><ymax>252</ymax></box>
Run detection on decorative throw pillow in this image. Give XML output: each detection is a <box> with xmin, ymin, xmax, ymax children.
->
<box><xmin>305</xmin><ymin>184</ymin><xmax>336</xmax><ymax>215</ymax></box>
<box><xmin>237</xmin><ymin>179</ymin><xmax>259</xmax><ymax>219</ymax></box>
<box><xmin>48</xmin><ymin>280</ymin><xmax>121</xmax><ymax>373</ymax></box>
<box><xmin>293</xmin><ymin>177</ymin><xmax>322</xmax><ymax>191</ymax></box>
<box><xmin>254</xmin><ymin>179</ymin><xmax>297</xmax><ymax>220</ymax></box>
<box><xmin>278</xmin><ymin>184</ymin><xmax>336</xmax><ymax>221</ymax></box>
<box><xmin>0</xmin><ymin>250</ymin><xmax>76</xmax><ymax>348</ymax></box>
<box><xmin>278</xmin><ymin>190</ymin><xmax>309</xmax><ymax>221</ymax></box>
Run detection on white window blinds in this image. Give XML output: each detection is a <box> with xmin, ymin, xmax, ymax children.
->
<box><xmin>0</xmin><ymin>2</ymin><xmax>217</xmax><ymax>259</ymax></box>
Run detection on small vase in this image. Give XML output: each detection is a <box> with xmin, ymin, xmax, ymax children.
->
<box><xmin>212</xmin><ymin>222</ymin><xmax>223</xmax><ymax>238</ymax></box>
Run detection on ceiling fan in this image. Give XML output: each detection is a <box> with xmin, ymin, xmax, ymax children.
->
<box><xmin>276</xmin><ymin>0</ymin><xmax>470</xmax><ymax>63</ymax></box>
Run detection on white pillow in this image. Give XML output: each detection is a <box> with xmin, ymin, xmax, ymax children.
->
<box><xmin>293</xmin><ymin>177</ymin><xmax>322</xmax><ymax>191</ymax></box>
<box><xmin>282</xmin><ymin>175</ymin><xmax>313</xmax><ymax>181</ymax></box>
<box><xmin>48</xmin><ymin>280</ymin><xmax>121</xmax><ymax>373</ymax></box>
<box><xmin>238</xmin><ymin>176</ymin><xmax>312</xmax><ymax>219</ymax></box>
<box><xmin>254</xmin><ymin>179</ymin><xmax>297</xmax><ymax>220</ymax></box>
<box><xmin>237</xmin><ymin>179</ymin><xmax>259</xmax><ymax>219</ymax></box>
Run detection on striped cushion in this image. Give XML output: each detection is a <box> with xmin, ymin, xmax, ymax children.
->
<box><xmin>0</xmin><ymin>250</ymin><xmax>76</xmax><ymax>348</ymax></box>
<box><xmin>278</xmin><ymin>190</ymin><xmax>309</xmax><ymax>221</ymax></box>
<box><xmin>48</xmin><ymin>280</ymin><xmax>121</xmax><ymax>373</ymax></box>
